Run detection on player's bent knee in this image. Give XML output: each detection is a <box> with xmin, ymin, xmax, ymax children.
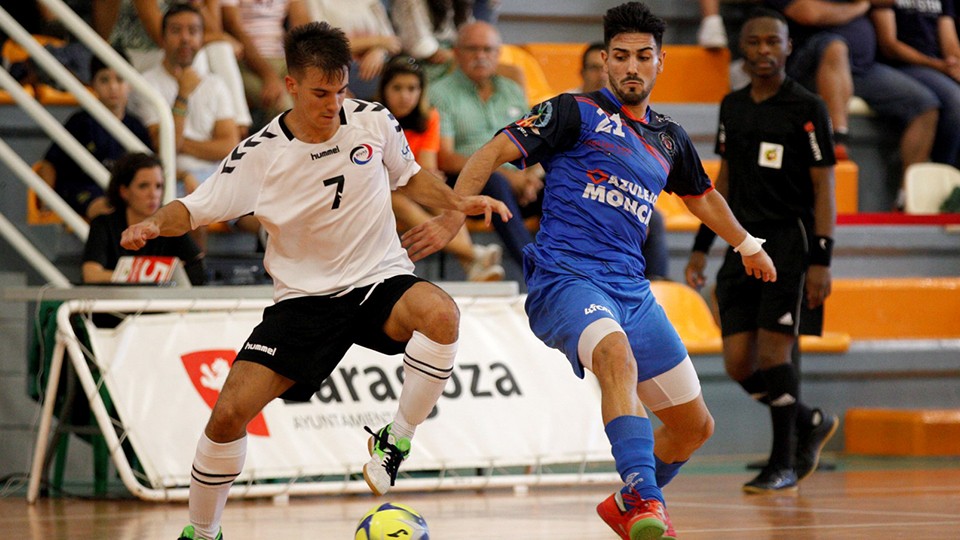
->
<box><xmin>695</xmin><ymin>412</ymin><xmax>715</xmax><ymax>447</ymax></box>
<box><xmin>207</xmin><ymin>402</ymin><xmax>254</xmax><ymax>441</ymax></box>
<box><xmin>579</xmin><ymin>318</ymin><xmax>627</xmax><ymax>375</ymax></box>
<box><xmin>591</xmin><ymin>340</ymin><xmax>636</xmax><ymax>384</ymax></box>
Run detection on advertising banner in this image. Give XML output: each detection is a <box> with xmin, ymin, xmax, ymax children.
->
<box><xmin>87</xmin><ymin>297</ymin><xmax>609</xmax><ymax>488</ymax></box>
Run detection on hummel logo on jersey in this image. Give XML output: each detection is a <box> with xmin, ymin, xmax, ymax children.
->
<box><xmin>777</xmin><ymin>312</ymin><xmax>794</xmax><ymax>326</ymax></box>
<box><xmin>584</xmin><ymin>303</ymin><xmax>612</xmax><ymax>315</ymax></box>
<box><xmin>244</xmin><ymin>342</ymin><xmax>277</xmax><ymax>356</ymax></box>
<box><xmin>311</xmin><ymin>146</ymin><xmax>340</xmax><ymax>160</ymax></box>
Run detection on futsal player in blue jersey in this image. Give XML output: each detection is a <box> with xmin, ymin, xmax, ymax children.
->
<box><xmin>404</xmin><ymin>3</ymin><xmax>776</xmax><ymax>539</ymax></box>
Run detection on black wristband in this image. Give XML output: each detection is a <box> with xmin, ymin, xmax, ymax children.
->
<box><xmin>691</xmin><ymin>223</ymin><xmax>717</xmax><ymax>253</ymax></box>
<box><xmin>809</xmin><ymin>235</ymin><xmax>834</xmax><ymax>266</ymax></box>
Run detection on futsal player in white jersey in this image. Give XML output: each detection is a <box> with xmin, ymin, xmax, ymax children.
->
<box><xmin>120</xmin><ymin>22</ymin><xmax>511</xmax><ymax>540</ymax></box>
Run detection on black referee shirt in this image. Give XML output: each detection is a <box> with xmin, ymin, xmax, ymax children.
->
<box><xmin>716</xmin><ymin>78</ymin><xmax>836</xmax><ymax>225</ymax></box>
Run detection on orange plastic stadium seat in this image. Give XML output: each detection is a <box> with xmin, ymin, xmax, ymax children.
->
<box><xmin>824</xmin><ymin>278</ymin><xmax>960</xmax><ymax>339</ymax></box>
<box><xmin>845</xmin><ymin>408</ymin><xmax>960</xmax><ymax>456</ymax></box>
<box><xmin>655</xmin><ymin>159</ymin><xmax>718</xmax><ymax>232</ymax></box>
<box><xmin>520</xmin><ymin>42</ymin><xmax>588</xmax><ymax>96</ymax></box>
<box><xmin>36</xmin><ymin>84</ymin><xmax>82</xmax><ymax>106</ymax></box>
<box><xmin>498</xmin><ymin>44</ymin><xmax>555</xmax><ymax>107</ymax></box>
<box><xmin>835</xmin><ymin>160</ymin><xmax>859</xmax><ymax>214</ymax></box>
<box><xmin>650</xmin><ymin>46</ymin><xmax>730</xmax><ymax>103</ymax></box>
<box><xmin>649</xmin><ymin>281</ymin><xmax>722</xmax><ymax>354</ymax></box>
<box><xmin>27</xmin><ymin>162</ymin><xmax>64</xmax><ymax>226</ymax></box>
<box><xmin>27</xmin><ymin>187</ymin><xmax>64</xmax><ymax>226</ymax></box>
<box><xmin>0</xmin><ymin>84</ymin><xmax>34</xmax><ymax>105</ymax></box>
<box><xmin>655</xmin><ymin>192</ymin><xmax>700</xmax><ymax>232</ymax></box>
<box><xmin>2</xmin><ymin>35</ymin><xmax>66</xmax><ymax>65</ymax></box>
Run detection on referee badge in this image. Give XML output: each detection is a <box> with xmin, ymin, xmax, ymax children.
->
<box><xmin>758</xmin><ymin>142</ymin><xmax>784</xmax><ymax>169</ymax></box>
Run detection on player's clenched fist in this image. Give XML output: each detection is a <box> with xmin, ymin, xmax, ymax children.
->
<box><xmin>120</xmin><ymin>221</ymin><xmax>161</xmax><ymax>250</ymax></box>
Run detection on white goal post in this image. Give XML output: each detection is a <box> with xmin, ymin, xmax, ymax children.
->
<box><xmin>27</xmin><ymin>290</ymin><xmax>617</xmax><ymax>503</ymax></box>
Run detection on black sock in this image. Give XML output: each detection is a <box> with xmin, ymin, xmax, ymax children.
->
<box><xmin>760</xmin><ymin>364</ymin><xmax>799</xmax><ymax>470</ymax></box>
<box><xmin>737</xmin><ymin>370</ymin><xmax>771</xmax><ymax>405</ymax></box>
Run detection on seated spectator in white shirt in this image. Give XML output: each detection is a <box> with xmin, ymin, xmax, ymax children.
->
<box><xmin>129</xmin><ymin>2</ymin><xmax>239</xmax><ymax>189</ymax></box>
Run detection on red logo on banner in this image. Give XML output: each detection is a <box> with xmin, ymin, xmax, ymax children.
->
<box><xmin>180</xmin><ymin>350</ymin><xmax>270</xmax><ymax>437</ymax></box>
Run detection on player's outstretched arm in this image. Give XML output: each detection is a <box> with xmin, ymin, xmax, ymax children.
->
<box><xmin>399</xmin><ymin>167</ymin><xmax>513</xmax><ymax>262</ymax></box>
<box><xmin>120</xmin><ymin>201</ymin><xmax>193</xmax><ymax>251</ymax></box>
<box><xmin>401</xmin><ymin>134</ymin><xmax>522</xmax><ymax>262</ymax></box>
<box><xmin>683</xmin><ymin>190</ymin><xmax>777</xmax><ymax>282</ymax></box>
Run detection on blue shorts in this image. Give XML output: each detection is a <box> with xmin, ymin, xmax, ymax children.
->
<box><xmin>523</xmin><ymin>255</ymin><xmax>688</xmax><ymax>381</ymax></box>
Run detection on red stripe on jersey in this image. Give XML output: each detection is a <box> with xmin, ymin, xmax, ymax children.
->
<box><xmin>503</xmin><ymin>129</ymin><xmax>529</xmax><ymax>169</ymax></box>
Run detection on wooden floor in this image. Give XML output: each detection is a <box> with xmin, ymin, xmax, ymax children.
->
<box><xmin>5</xmin><ymin>456</ymin><xmax>960</xmax><ymax>539</ymax></box>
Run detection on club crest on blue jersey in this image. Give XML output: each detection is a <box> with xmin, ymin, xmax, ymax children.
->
<box><xmin>350</xmin><ymin>143</ymin><xmax>374</xmax><ymax>165</ymax></box>
<box><xmin>658</xmin><ymin>132</ymin><xmax>676</xmax><ymax>156</ymax></box>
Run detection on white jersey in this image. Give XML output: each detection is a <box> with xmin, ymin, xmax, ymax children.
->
<box><xmin>180</xmin><ymin>100</ymin><xmax>421</xmax><ymax>301</ymax></box>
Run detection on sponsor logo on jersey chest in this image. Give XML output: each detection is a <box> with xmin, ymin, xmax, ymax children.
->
<box><xmin>350</xmin><ymin>143</ymin><xmax>374</xmax><ymax>165</ymax></box>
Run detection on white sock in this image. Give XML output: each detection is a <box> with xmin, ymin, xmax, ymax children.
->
<box><xmin>189</xmin><ymin>434</ymin><xmax>247</xmax><ymax>540</ymax></box>
<box><xmin>392</xmin><ymin>331</ymin><xmax>457</xmax><ymax>439</ymax></box>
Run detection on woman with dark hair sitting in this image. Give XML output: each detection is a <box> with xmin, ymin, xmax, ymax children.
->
<box><xmin>380</xmin><ymin>56</ymin><xmax>505</xmax><ymax>281</ymax></box>
<box><xmin>82</xmin><ymin>152</ymin><xmax>206</xmax><ymax>285</ymax></box>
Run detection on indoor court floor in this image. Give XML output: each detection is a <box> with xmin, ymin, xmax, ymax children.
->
<box><xmin>4</xmin><ymin>455</ymin><xmax>960</xmax><ymax>539</ymax></box>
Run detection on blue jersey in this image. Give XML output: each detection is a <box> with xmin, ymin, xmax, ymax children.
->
<box><xmin>501</xmin><ymin>88</ymin><xmax>713</xmax><ymax>280</ymax></box>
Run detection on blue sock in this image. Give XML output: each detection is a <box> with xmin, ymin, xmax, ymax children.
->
<box><xmin>655</xmin><ymin>455</ymin><xmax>687</xmax><ymax>488</ymax></box>
<box><xmin>605</xmin><ymin>415</ymin><xmax>663</xmax><ymax>504</ymax></box>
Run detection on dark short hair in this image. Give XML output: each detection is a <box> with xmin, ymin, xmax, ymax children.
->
<box><xmin>107</xmin><ymin>152</ymin><xmax>162</xmax><ymax>210</ymax></box>
<box><xmin>284</xmin><ymin>22</ymin><xmax>352</xmax><ymax>80</ymax></box>
<box><xmin>378</xmin><ymin>55</ymin><xmax>430</xmax><ymax>132</ymax></box>
<box><xmin>162</xmin><ymin>2</ymin><xmax>203</xmax><ymax>35</ymax></box>
<box><xmin>743</xmin><ymin>6</ymin><xmax>789</xmax><ymax>28</ymax></box>
<box><xmin>88</xmin><ymin>48</ymin><xmax>130</xmax><ymax>84</ymax></box>
<box><xmin>581</xmin><ymin>42</ymin><xmax>605</xmax><ymax>69</ymax></box>
<box><xmin>603</xmin><ymin>2</ymin><xmax>666</xmax><ymax>51</ymax></box>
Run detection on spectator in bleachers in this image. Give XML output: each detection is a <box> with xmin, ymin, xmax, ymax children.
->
<box><xmin>82</xmin><ymin>152</ymin><xmax>205</xmax><ymax>284</ymax></box>
<box><xmin>698</xmin><ymin>0</ymin><xmax>729</xmax><ymax>49</ymax></box>
<box><xmin>36</xmin><ymin>53</ymin><xmax>151</xmax><ymax>222</ymax></box>
<box><xmin>380</xmin><ymin>55</ymin><xmax>505</xmax><ymax>281</ymax></box>
<box><xmin>390</xmin><ymin>0</ymin><xmax>472</xmax><ymax>81</ymax></box>
<box><xmin>686</xmin><ymin>8</ymin><xmax>838</xmax><ymax>494</ymax></box>
<box><xmin>569</xmin><ymin>42</ymin><xmax>606</xmax><ymax>93</ymax></box>
<box><xmin>104</xmin><ymin>0</ymin><xmax>252</xmax><ymax>133</ymax></box>
<box><xmin>766</xmin><ymin>0</ymin><xmax>938</xmax><ymax>206</ymax></box>
<box><xmin>871</xmin><ymin>1</ymin><xmax>960</xmax><ymax>168</ymax></box>
<box><xmin>130</xmin><ymin>3</ymin><xmax>239</xmax><ymax>189</ymax></box>
<box><xmin>306</xmin><ymin>0</ymin><xmax>402</xmax><ymax>100</ymax></box>
<box><xmin>429</xmin><ymin>21</ymin><xmax>537</xmax><ymax>265</ymax></box>
<box><xmin>221</xmin><ymin>0</ymin><xmax>311</xmax><ymax>122</ymax></box>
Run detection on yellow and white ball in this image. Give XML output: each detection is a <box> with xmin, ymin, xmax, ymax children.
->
<box><xmin>354</xmin><ymin>502</ymin><xmax>430</xmax><ymax>540</ymax></box>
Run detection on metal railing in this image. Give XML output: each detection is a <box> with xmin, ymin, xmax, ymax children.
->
<box><xmin>0</xmin><ymin>0</ymin><xmax>176</xmax><ymax>285</ymax></box>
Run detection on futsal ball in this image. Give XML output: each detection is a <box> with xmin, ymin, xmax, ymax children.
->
<box><xmin>354</xmin><ymin>502</ymin><xmax>430</xmax><ymax>540</ymax></box>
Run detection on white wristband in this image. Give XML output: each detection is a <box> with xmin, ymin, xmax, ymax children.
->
<box><xmin>733</xmin><ymin>234</ymin><xmax>765</xmax><ymax>256</ymax></box>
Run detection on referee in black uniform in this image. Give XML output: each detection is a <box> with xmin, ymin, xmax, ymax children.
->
<box><xmin>685</xmin><ymin>7</ymin><xmax>839</xmax><ymax>493</ymax></box>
